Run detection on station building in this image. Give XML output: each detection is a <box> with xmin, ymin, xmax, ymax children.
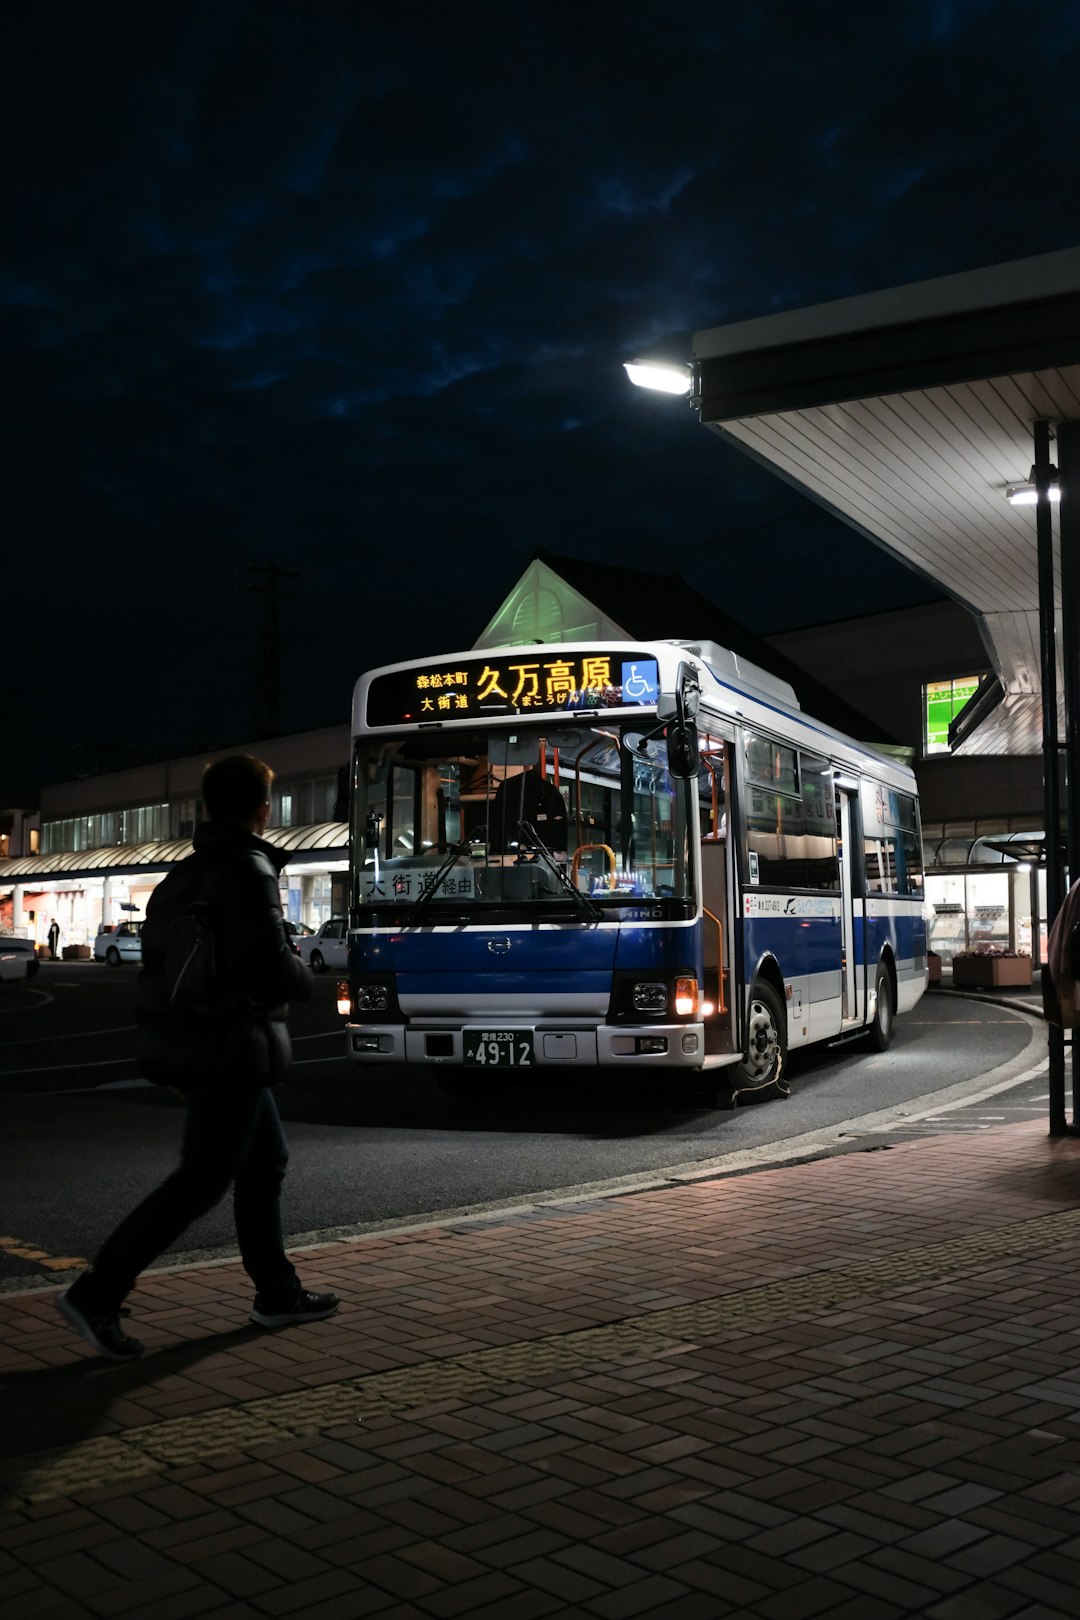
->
<box><xmin>0</xmin><ymin>547</ymin><xmax>1050</xmax><ymax>962</ymax></box>
<box><xmin>0</xmin><ymin>727</ymin><xmax>350</xmax><ymax>951</ymax></box>
<box><xmin>8</xmin><ymin>219</ymin><xmax>1077</xmax><ymax>973</ymax></box>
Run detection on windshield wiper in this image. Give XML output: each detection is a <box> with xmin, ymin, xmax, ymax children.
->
<box><xmin>407</xmin><ymin>841</ymin><xmax>469</xmax><ymax>925</ymax></box>
<box><xmin>516</xmin><ymin>820</ymin><xmax>604</xmax><ymax>922</ymax></box>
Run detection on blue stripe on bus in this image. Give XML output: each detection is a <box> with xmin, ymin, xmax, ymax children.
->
<box><xmin>383</xmin><ymin>929</ymin><xmax>618</xmax><ymax>975</ymax></box>
<box><xmin>396</xmin><ymin>972</ymin><xmax>611</xmax><ymax>997</ymax></box>
<box><xmin>352</xmin><ymin>925</ymin><xmax>702</xmax><ymax>980</ymax></box>
<box><xmin>351</xmin><ymin>909</ymin><xmax>926</xmax><ymax>986</ymax></box>
<box><xmin>742</xmin><ymin>911</ymin><xmax>924</xmax><ymax>976</ymax></box>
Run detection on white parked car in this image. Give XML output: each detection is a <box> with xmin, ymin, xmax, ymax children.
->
<box><xmin>0</xmin><ymin>936</ymin><xmax>39</xmax><ymax>982</ymax></box>
<box><xmin>296</xmin><ymin>917</ymin><xmax>348</xmax><ymax>973</ymax></box>
<box><xmin>94</xmin><ymin>920</ymin><xmax>144</xmax><ymax>966</ymax></box>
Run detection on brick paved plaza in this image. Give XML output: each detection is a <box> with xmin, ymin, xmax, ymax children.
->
<box><xmin>4</xmin><ymin>1112</ymin><xmax>1080</xmax><ymax>1618</ymax></box>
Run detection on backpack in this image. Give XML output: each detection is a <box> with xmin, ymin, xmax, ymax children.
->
<box><xmin>147</xmin><ymin>861</ymin><xmax>234</xmax><ymax>1018</ymax></box>
<box><xmin>165</xmin><ymin>900</ymin><xmax>223</xmax><ymax>1012</ymax></box>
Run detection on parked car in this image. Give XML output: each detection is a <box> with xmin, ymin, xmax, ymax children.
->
<box><xmin>283</xmin><ymin>919</ymin><xmax>315</xmax><ymax>941</ymax></box>
<box><xmin>0</xmin><ymin>936</ymin><xmax>40</xmax><ymax>982</ymax></box>
<box><xmin>93</xmin><ymin>920</ymin><xmax>144</xmax><ymax>966</ymax></box>
<box><xmin>295</xmin><ymin>917</ymin><xmax>348</xmax><ymax>973</ymax></box>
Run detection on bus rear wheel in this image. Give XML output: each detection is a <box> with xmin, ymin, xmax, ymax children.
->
<box><xmin>736</xmin><ymin>981</ymin><xmax>789</xmax><ymax>1100</ymax></box>
<box><xmin>867</xmin><ymin>964</ymin><xmax>894</xmax><ymax>1051</ymax></box>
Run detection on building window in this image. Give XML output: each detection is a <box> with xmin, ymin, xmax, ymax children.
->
<box><xmin>924</xmin><ymin>676</ymin><xmax>981</xmax><ymax>755</ymax></box>
<box><xmin>172</xmin><ymin>798</ymin><xmax>198</xmax><ymax>840</ymax></box>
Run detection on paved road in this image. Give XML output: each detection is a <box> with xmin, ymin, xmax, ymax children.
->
<box><xmin>0</xmin><ymin>962</ymin><xmax>1046</xmax><ymax>1292</ymax></box>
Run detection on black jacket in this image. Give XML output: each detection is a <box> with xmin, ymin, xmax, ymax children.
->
<box><xmin>138</xmin><ymin>821</ymin><xmax>313</xmax><ymax>1090</ymax></box>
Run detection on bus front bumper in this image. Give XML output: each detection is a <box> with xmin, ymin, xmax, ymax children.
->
<box><xmin>344</xmin><ymin>1023</ymin><xmax>706</xmax><ymax>1067</ymax></box>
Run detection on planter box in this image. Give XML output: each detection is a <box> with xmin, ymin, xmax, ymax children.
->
<box><xmin>952</xmin><ymin>955</ymin><xmax>1032</xmax><ymax>988</ymax></box>
<box><xmin>61</xmin><ymin>944</ymin><xmax>91</xmax><ymax>960</ymax></box>
<box><xmin>927</xmin><ymin>951</ymin><xmax>942</xmax><ymax>984</ymax></box>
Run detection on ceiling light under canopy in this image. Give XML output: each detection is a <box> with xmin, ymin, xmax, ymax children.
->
<box><xmin>624</xmin><ymin>359</ymin><xmax>693</xmax><ymax>395</ymax></box>
<box><xmin>1006</xmin><ymin>463</ymin><xmax>1061</xmax><ymax>505</ymax></box>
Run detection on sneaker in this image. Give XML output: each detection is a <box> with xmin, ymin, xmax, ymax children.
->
<box><xmin>57</xmin><ymin>1284</ymin><xmax>145</xmax><ymax>1361</ymax></box>
<box><xmin>249</xmin><ymin>1289</ymin><xmax>340</xmax><ymax>1328</ymax></box>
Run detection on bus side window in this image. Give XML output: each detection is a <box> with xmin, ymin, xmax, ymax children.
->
<box><xmin>865</xmin><ymin>836</ymin><xmax>897</xmax><ymax>893</ymax></box>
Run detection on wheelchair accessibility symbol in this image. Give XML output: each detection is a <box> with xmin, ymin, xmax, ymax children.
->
<box><xmin>621</xmin><ymin>660</ymin><xmax>659</xmax><ymax>704</ymax></box>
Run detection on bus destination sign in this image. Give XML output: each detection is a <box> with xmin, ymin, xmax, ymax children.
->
<box><xmin>366</xmin><ymin>652</ymin><xmax>660</xmax><ymax>726</ymax></box>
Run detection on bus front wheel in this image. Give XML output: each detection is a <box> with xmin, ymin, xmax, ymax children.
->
<box><xmin>867</xmin><ymin>964</ymin><xmax>894</xmax><ymax>1051</ymax></box>
<box><xmin>737</xmin><ymin>982</ymin><xmax>788</xmax><ymax>1099</ymax></box>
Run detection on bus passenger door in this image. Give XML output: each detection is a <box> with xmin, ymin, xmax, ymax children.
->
<box><xmin>837</xmin><ymin>786</ymin><xmax>860</xmax><ymax>1024</ymax></box>
<box><xmin>700</xmin><ymin>742</ymin><xmax>735</xmax><ymax>1057</ymax></box>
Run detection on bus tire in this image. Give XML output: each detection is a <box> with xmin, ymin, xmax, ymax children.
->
<box><xmin>737</xmin><ymin>981</ymin><xmax>788</xmax><ymax>1099</ymax></box>
<box><xmin>867</xmin><ymin>963</ymin><xmax>894</xmax><ymax>1051</ymax></box>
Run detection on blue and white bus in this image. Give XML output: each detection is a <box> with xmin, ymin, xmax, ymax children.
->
<box><xmin>342</xmin><ymin>639</ymin><xmax>927</xmax><ymax>1101</ymax></box>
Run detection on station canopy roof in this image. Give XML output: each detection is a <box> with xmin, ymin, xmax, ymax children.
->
<box><xmin>692</xmin><ymin>246</ymin><xmax>1080</xmax><ymax>756</ymax></box>
<box><xmin>0</xmin><ymin>822</ymin><xmax>347</xmax><ymax>886</ymax></box>
<box><xmin>921</xmin><ymin>822</ymin><xmax>1045</xmax><ymax>869</ymax></box>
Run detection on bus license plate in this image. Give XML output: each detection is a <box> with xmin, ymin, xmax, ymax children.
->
<box><xmin>463</xmin><ymin>1030</ymin><xmax>534</xmax><ymax>1067</ymax></box>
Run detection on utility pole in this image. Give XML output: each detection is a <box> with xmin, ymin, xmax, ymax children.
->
<box><xmin>245</xmin><ymin>562</ymin><xmax>300</xmax><ymax>738</ymax></box>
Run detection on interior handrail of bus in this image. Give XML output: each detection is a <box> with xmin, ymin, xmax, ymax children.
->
<box><xmin>702</xmin><ymin>905</ymin><xmax>727</xmax><ymax>1014</ymax></box>
<box><xmin>571</xmin><ymin>843</ymin><xmax>617</xmax><ymax>890</ymax></box>
<box><xmin>573</xmin><ymin>729</ymin><xmax>620</xmax><ymax>831</ymax></box>
<box><xmin>701</xmin><ymin>752</ymin><xmax>723</xmax><ymax>842</ymax></box>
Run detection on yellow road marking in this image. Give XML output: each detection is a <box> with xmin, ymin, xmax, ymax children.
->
<box><xmin>0</xmin><ymin>1236</ymin><xmax>86</xmax><ymax>1271</ymax></box>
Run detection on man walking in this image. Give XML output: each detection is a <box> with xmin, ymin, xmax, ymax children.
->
<box><xmin>57</xmin><ymin>754</ymin><xmax>339</xmax><ymax>1360</ymax></box>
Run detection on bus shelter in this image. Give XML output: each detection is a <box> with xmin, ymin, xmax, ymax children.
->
<box><xmin>687</xmin><ymin>246</ymin><xmax>1080</xmax><ymax>1132</ymax></box>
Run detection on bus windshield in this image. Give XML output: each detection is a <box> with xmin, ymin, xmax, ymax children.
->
<box><xmin>353</xmin><ymin>719</ymin><xmax>694</xmax><ymax>922</ymax></box>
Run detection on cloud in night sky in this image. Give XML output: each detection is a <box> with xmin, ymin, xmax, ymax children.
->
<box><xmin>4</xmin><ymin>0</ymin><xmax>1079</xmax><ymax>788</ymax></box>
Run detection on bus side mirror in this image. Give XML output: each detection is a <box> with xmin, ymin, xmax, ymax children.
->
<box><xmin>658</xmin><ymin>662</ymin><xmax>700</xmax><ymax>722</ymax></box>
<box><xmin>666</xmin><ymin>723</ymin><xmax>698</xmax><ymax>778</ymax></box>
<box><xmin>662</xmin><ymin>659</ymin><xmax>701</xmax><ymax>776</ymax></box>
<box><xmin>678</xmin><ymin>662</ymin><xmax>701</xmax><ymax>721</ymax></box>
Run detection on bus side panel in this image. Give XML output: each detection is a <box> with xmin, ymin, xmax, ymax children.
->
<box><xmin>740</xmin><ymin>907</ymin><xmax>843</xmax><ymax>1047</ymax></box>
<box><xmin>864</xmin><ymin>900</ymin><xmax>928</xmax><ymax>1015</ymax></box>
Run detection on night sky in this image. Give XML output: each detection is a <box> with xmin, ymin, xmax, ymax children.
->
<box><xmin>5</xmin><ymin>1</ymin><xmax>1078</xmax><ymax>794</ymax></box>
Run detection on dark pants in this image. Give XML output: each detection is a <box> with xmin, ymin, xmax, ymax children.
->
<box><xmin>89</xmin><ymin>1084</ymin><xmax>300</xmax><ymax>1310</ymax></box>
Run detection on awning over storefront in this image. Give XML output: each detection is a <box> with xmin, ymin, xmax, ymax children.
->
<box><xmin>922</xmin><ymin>821</ymin><xmax>1045</xmax><ymax>870</ymax></box>
<box><xmin>0</xmin><ymin>822</ymin><xmax>348</xmax><ymax>888</ymax></box>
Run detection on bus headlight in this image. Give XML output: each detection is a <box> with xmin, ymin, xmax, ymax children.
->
<box><xmin>633</xmin><ymin>982</ymin><xmax>668</xmax><ymax>1012</ymax></box>
<box><xmin>355</xmin><ymin>983</ymin><xmax>390</xmax><ymax>1011</ymax></box>
<box><xmin>674</xmin><ymin>976</ymin><xmax>698</xmax><ymax>1017</ymax></box>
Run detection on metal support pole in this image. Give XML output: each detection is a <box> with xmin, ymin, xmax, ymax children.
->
<box><xmin>1059</xmin><ymin>421</ymin><xmax>1080</xmax><ymax>879</ymax></box>
<box><xmin>1058</xmin><ymin>419</ymin><xmax>1080</xmax><ymax>1123</ymax></box>
<box><xmin>1035</xmin><ymin>420</ymin><xmax>1067</xmax><ymax>1134</ymax></box>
